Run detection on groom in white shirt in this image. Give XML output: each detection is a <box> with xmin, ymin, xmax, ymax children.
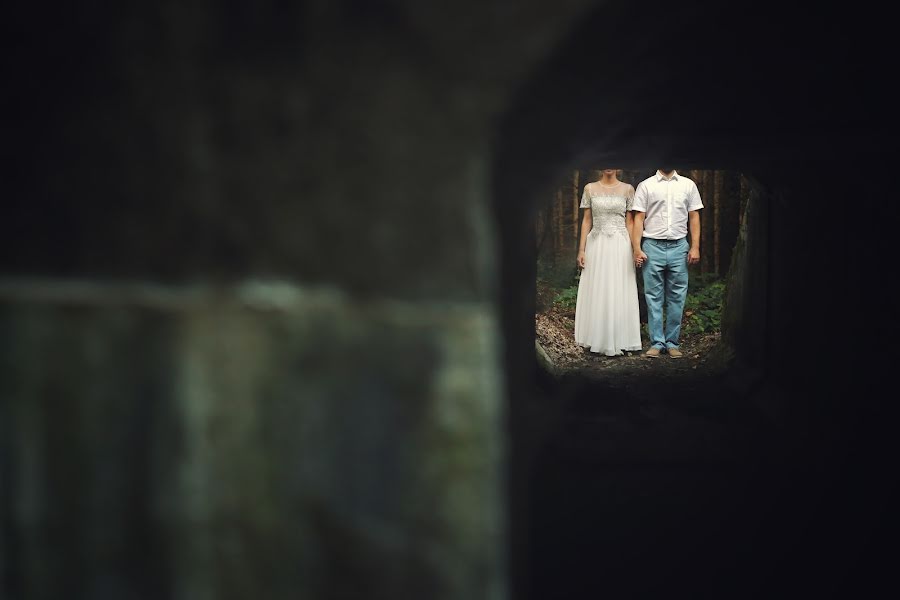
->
<box><xmin>631</xmin><ymin>169</ymin><xmax>703</xmax><ymax>358</ymax></box>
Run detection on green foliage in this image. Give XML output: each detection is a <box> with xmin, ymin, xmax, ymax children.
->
<box><xmin>553</xmin><ymin>285</ymin><xmax>579</xmax><ymax>309</ymax></box>
<box><xmin>682</xmin><ymin>273</ymin><xmax>726</xmax><ymax>335</ymax></box>
<box><xmin>546</xmin><ymin>273</ymin><xmax>726</xmax><ymax>337</ymax></box>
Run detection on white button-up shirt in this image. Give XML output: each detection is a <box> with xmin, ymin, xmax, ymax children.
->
<box><xmin>632</xmin><ymin>170</ymin><xmax>704</xmax><ymax>240</ymax></box>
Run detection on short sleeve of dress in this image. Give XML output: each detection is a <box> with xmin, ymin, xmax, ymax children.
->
<box><xmin>625</xmin><ymin>184</ymin><xmax>635</xmax><ymax>211</ymax></box>
<box><xmin>580</xmin><ymin>184</ymin><xmax>592</xmax><ymax>208</ymax></box>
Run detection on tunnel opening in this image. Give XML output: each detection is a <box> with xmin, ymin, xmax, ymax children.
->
<box><xmin>498</xmin><ymin>157</ymin><xmax>779</xmax><ymax>599</ymax></box>
<box><xmin>520</xmin><ymin>167</ymin><xmax>779</xmax><ymax>600</ymax></box>
<box><xmin>488</xmin><ymin>4</ymin><xmax>860</xmax><ymax>598</ymax></box>
<box><xmin>530</xmin><ymin>164</ymin><xmax>772</xmax><ymax>451</ymax></box>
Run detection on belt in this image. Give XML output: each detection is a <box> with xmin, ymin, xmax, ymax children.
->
<box><xmin>642</xmin><ymin>236</ymin><xmax>686</xmax><ymax>243</ymax></box>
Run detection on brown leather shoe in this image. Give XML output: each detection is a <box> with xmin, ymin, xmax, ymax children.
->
<box><xmin>645</xmin><ymin>347</ymin><xmax>661</xmax><ymax>358</ymax></box>
<box><xmin>668</xmin><ymin>348</ymin><xmax>683</xmax><ymax>359</ymax></box>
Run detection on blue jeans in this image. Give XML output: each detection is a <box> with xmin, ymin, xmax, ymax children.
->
<box><xmin>641</xmin><ymin>237</ymin><xmax>690</xmax><ymax>350</ymax></box>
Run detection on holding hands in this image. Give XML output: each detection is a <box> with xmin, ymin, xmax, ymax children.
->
<box><xmin>577</xmin><ymin>250</ymin><xmax>586</xmax><ymax>269</ymax></box>
<box><xmin>633</xmin><ymin>249</ymin><xmax>647</xmax><ymax>268</ymax></box>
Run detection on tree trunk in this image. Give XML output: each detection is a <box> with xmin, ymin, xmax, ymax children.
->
<box><xmin>700</xmin><ymin>170</ymin><xmax>714</xmax><ymax>273</ymax></box>
<box><xmin>573</xmin><ymin>170</ymin><xmax>580</xmax><ymax>253</ymax></box>
<box><xmin>720</xmin><ymin>171</ymin><xmax>741</xmax><ymax>277</ymax></box>
<box><xmin>714</xmin><ymin>170</ymin><xmax>722</xmax><ymax>275</ymax></box>
<box><xmin>739</xmin><ymin>174</ymin><xmax>749</xmax><ymax>228</ymax></box>
<box><xmin>556</xmin><ymin>188</ymin><xmax>564</xmax><ymax>266</ymax></box>
<box><xmin>535</xmin><ymin>203</ymin><xmax>547</xmax><ymax>254</ymax></box>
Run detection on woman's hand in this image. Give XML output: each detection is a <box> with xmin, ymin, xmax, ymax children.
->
<box><xmin>577</xmin><ymin>251</ymin><xmax>586</xmax><ymax>268</ymax></box>
<box><xmin>634</xmin><ymin>249</ymin><xmax>647</xmax><ymax>268</ymax></box>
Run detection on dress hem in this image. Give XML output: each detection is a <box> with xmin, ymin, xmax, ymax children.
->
<box><xmin>577</xmin><ymin>343</ymin><xmax>643</xmax><ymax>357</ymax></box>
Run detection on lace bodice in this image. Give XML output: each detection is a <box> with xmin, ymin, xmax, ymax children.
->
<box><xmin>580</xmin><ymin>181</ymin><xmax>635</xmax><ymax>236</ymax></box>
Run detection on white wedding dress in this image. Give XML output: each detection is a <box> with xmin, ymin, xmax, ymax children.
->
<box><xmin>574</xmin><ymin>181</ymin><xmax>643</xmax><ymax>355</ymax></box>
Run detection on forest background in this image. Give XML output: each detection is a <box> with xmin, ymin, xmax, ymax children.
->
<box><xmin>536</xmin><ymin>169</ymin><xmax>750</xmax><ymax>369</ymax></box>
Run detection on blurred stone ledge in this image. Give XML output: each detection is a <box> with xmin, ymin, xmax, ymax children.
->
<box><xmin>0</xmin><ymin>277</ymin><xmax>507</xmax><ymax>599</ymax></box>
<box><xmin>0</xmin><ymin>278</ymin><xmax>498</xmax><ymax>319</ymax></box>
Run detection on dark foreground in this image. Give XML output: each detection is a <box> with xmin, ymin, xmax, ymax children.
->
<box><xmin>526</xmin><ymin>359</ymin><xmax>890</xmax><ymax>599</ymax></box>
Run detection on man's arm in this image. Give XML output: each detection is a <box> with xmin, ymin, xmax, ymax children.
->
<box><xmin>688</xmin><ymin>210</ymin><xmax>700</xmax><ymax>265</ymax></box>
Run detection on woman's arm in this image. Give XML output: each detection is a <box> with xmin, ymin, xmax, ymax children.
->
<box><xmin>631</xmin><ymin>211</ymin><xmax>647</xmax><ymax>267</ymax></box>
<box><xmin>577</xmin><ymin>208</ymin><xmax>592</xmax><ymax>268</ymax></box>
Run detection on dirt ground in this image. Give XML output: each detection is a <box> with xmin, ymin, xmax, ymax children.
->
<box><xmin>538</xmin><ymin>303</ymin><xmax>724</xmax><ymax>368</ymax></box>
<box><xmin>532</xmin><ymin>292</ymin><xmax>771</xmax><ymax>442</ymax></box>
<box><xmin>535</xmin><ymin>300</ymin><xmax>735</xmax><ymax>411</ymax></box>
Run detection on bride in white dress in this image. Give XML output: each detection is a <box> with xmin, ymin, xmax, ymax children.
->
<box><xmin>574</xmin><ymin>169</ymin><xmax>643</xmax><ymax>355</ymax></box>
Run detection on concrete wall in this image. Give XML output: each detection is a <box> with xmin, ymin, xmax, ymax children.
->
<box><xmin>1</xmin><ymin>1</ymin><xmax>596</xmax><ymax>598</ymax></box>
<box><xmin>1</xmin><ymin>281</ymin><xmax>506</xmax><ymax>599</ymax></box>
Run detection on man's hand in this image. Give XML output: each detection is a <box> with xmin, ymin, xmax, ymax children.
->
<box><xmin>634</xmin><ymin>249</ymin><xmax>647</xmax><ymax>268</ymax></box>
<box><xmin>577</xmin><ymin>251</ymin><xmax>586</xmax><ymax>268</ymax></box>
<box><xmin>688</xmin><ymin>247</ymin><xmax>700</xmax><ymax>265</ymax></box>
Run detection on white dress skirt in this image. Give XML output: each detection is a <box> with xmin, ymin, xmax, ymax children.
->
<box><xmin>574</xmin><ymin>182</ymin><xmax>643</xmax><ymax>355</ymax></box>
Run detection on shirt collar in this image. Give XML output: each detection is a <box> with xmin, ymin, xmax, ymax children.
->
<box><xmin>656</xmin><ymin>170</ymin><xmax>679</xmax><ymax>181</ymax></box>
